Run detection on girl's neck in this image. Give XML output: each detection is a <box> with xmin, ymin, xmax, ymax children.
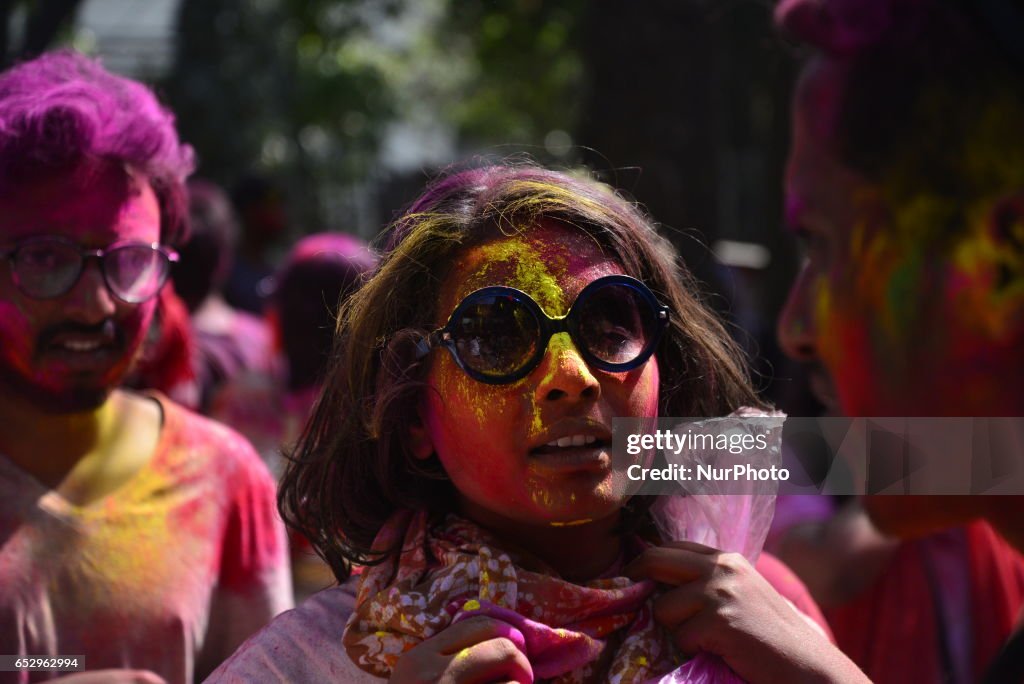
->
<box><xmin>461</xmin><ymin>502</ymin><xmax>624</xmax><ymax>582</ymax></box>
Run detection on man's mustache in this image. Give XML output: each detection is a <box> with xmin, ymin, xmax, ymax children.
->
<box><xmin>35</xmin><ymin>319</ymin><xmax>124</xmax><ymax>353</ymax></box>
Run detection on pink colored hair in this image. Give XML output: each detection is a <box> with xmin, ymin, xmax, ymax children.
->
<box><xmin>0</xmin><ymin>50</ymin><xmax>194</xmax><ymax>245</ymax></box>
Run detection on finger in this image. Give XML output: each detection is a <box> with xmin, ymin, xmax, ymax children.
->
<box><xmin>650</xmin><ymin>582</ymin><xmax>706</xmax><ymax>629</ymax></box>
<box><xmin>623</xmin><ymin>546</ymin><xmax>716</xmax><ymax>584</ymax></box>
<box><xmin>671</xmin><ymin>611</ymin><xmax>714</xmax><ymax>657</ymax></box>
<box><xmin>447</xmin><ymin>637</ymin><xmax>534</xmax><ymax>684</ymax></box>
<box><xmin>433</xmin><ymin>616</ymin><xmax>526</xmax><ymax>656</ymax></box>
<box><xmin>657</xmin><ymin>540</ymin><xmax>720</xmax><ymax>555</ymax></box>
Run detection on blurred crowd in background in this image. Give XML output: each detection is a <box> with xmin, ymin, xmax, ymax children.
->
<box><xmin>2</xmin><ymin>1</ymin><xmax>1024</xmax><ymax>682</ymax></box>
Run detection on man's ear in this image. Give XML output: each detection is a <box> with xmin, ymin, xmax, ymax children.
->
<box><xmin>265</xmin><ymin>307</ymin><xmax>283</xmax><ymax>353</ymax></box>
<box><xmin>989</xmin><ymin>191</ymin><xmax>1024</xmax><ymax>291</ymax></box>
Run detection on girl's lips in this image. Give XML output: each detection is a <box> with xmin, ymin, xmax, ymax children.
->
<box><xmin>528</xmin><ymin>443</ymin><xmax>611</xmax><ymax>472</ymax></box>
<box><xmin>530</xmin><ymin>438</ymin><xmax>610</xmax><ymax>455</ymax></box>
<box><xmin>530</xmin><ymin>419</ymin><xmax>613</xmax><ymax>451</ymax></box>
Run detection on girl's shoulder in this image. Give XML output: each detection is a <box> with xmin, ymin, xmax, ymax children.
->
<box><xmin>205</xmin><ymin>577</ymin><xmax>383</xmax><ymax>682</ymax></box>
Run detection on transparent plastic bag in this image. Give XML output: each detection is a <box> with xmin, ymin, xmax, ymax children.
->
<box><xmin>649</xmin><ymin>408</ymin><xmax>786</xmax><ymax>683</ymax></box>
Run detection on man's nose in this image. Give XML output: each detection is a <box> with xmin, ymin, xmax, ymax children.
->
<box><xmin>62</xmin><ymin>259</ymin><xmax>118</xmax><ymax>324</ymax></box>
<box><xmin>777</xmin><ymin>263</ymin><xmax>819</xmax><ymax>362</ymax></box>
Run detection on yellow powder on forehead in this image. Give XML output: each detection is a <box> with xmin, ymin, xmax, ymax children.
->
<box><xmin>471</xmin><ymin>235</ymin><xmax>568</xmax><ymax>314</ymax></box>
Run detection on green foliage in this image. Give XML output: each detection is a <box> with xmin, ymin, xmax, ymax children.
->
<box><xmin>443</xmin><ymin>0</ymin><xmax>584</xmax><ymax>145</ymax></box>
<box><xmin>164</xmin><ymin>0</ymin><xmax>586</xmax><ymax>231</ymax></box>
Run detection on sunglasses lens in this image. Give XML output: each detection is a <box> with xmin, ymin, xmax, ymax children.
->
<box><xmin>13</xmin><ymin>240</ymin><xmax>81</xmax><ymax>298</ymax></box>
<box><xmin>450</xmin><ymin>293</ymin><xmax>540</xmax><ymax>379</ymax></box>
<box><xmin>577</xmin><ymin>282</ymin><xmax>658</xmax><ymax>366</ymax></box>
<box><xmin>105</xmin><ymin>245</ymin><xmax>169</xmax><ymax>302</ymax></box>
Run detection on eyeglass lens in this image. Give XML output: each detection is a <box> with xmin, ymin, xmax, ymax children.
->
<box><xmin>454</xmin><ymin>294</ymin><xmax>541</xmax><ymax>378</ymax></box>
<box><xmin>575</xmin><ymin>285</ymin><xmax>654</xmax><ymax>364</ymax></box>
<box><xmin>12</xmin><ymin>241</ymin><xmax>170</xmax><ymax>302</ymax></box>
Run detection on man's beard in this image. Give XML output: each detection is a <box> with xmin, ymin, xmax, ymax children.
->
<box><xmin>0</xmin><ymin>360</ymin><xmax>111</xmax><ymax>413</ymax></box>
<box><xmin>0</xmin><ymin>319</ymin><xmax>135</xmax><ymax>414</ymax></box>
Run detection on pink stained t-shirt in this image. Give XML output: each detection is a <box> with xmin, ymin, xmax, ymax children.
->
<box><xmin>0</xmin><ymin>393</ymin><xmax>294</xmax><ymax>683</ymax></box>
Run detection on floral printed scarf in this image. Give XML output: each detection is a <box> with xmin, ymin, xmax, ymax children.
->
<box><xmin>342</xmin><ymin>509</ymin><xmax>680</xmax><ymax>682</ymax></box>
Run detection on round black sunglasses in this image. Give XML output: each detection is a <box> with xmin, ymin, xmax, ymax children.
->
<box><xmin>415</xmin><ymin>274</ymin><xmax>671</xmax><ymax>384</ymax></box>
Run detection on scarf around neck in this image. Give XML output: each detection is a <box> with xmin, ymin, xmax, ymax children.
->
<box><xmin>342</xmin><ymin>508</ymin><xmax>681</xmax><ymax>682</ymax></box>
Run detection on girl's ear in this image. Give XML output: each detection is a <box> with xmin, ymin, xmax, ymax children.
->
<box><xmin>408</xmin><ymin>412</ymin><xmax>435</xmax><ymax>460</ymax></box>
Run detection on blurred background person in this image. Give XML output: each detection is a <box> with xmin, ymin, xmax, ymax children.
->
<box><xmin>211</xmin><ymin>232</ymin><xmax>376</xmax><ymax>471</ymax></box>
<box><xmin>773</xmin><ymin>0</ymin><xmax>1024</xmax><ymax>682</ymax></box>
<box><xmin>222</xmin><ymin>173</ymin><xmax>290</xmax><ymax>314</ymax></box>
<box><xmin>0</xmin><ymin>50</ymin><xmax>292</xmax><ymax>683</ymax></box>
<box><xmin>172</xmin><ymin>178</ymin><xmax>274</xmax><ymax>412</ymax></box>
<box><xmin>210</xmin><ymin>231</ymin><xmax>376</xmax><ymax>598</ymax></box>
<box><xmin>123</xmin><ymin>283</ymin><xmax>201</xmax><ymax>410</ymax></box>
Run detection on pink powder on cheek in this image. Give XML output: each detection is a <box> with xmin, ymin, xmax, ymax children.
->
<box><xmin>602</xmin><ymin>357</ymin><xmax>660</xmax><ymax>420</ymax></box>
<box><xmin>813</xmin><ymin>270</ymin><xmax>900</xmax><ymax>415</ymax></box>
<box><xmin>0</xmin><ymin>299</ymin><xmax>35</xmax><ymax>375</ymax></box>
<box><xmin>632</xmin><ymin>361</ymin><xmax>660</xmax><ymax>416</ymax></box>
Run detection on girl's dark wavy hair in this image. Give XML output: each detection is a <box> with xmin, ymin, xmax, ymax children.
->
<box><xmin>279</xmin><ymin>163</ymin><xmax>765</xmax><ymax>581</ymax></box>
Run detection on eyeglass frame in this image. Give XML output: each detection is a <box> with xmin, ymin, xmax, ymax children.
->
<box><xmin>0</xmin><ymin>235</ymin><xmax>179</xmax><ymax>304</ymax></box>
<box><xmin>415</xmin><ymin>274</ymin><xmax>671</xmax><ymax>385</ymax></box>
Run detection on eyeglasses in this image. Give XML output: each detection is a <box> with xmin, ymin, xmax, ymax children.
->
<box><xmin>416</xmin><ymin>274</ymin><xmax>670</xmax><ymax>384</ymax></box>
<box><xmin>0</xmin><ymin>237</ymin><xmax>178</xmax><ymax>303</ymax></box>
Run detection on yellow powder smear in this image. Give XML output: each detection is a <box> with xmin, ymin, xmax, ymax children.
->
<box><xmin>473</xmin><ymin>237</ymin><xmax>567</xmax><ymax>314</ymax></box>
<box><xmin>549</xmin><ymin>518</ymin><xmax>593</xmax><ymax>527</ymax></box>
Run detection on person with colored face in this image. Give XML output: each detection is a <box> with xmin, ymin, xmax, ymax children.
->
<box><xmin>773</xmin><ymin>1</ymin><xmax>1024</xmax><ymax>682</ymax></box>
<box><xmin>0</xmin><ymin>51</ymin><xmax>292</xmax><ymax>683</ymax></box>
<box><xmin>208</xmin><ymin>164</ymin><xmax>869</xmax><ymax>683</ymax></box>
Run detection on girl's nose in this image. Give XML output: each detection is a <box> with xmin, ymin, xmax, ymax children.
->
<box><xmin>534</xmin><ymin>333</ymin><xmax>601</xmax><ymax>403</ymax></box>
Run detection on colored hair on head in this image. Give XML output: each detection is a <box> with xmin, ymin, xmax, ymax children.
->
<box><xmin>173</xmin><ymin>179</ymin><xmax>240</xmax><ymax>311</ymax></box>
<box><xmin>273</xmin><ymin>232</ymin><xmax>377</xmax><ymax>392</ymax></box>
<box><xmin>278</xmin><ymin>161</ymin><xmax>763</xmax><ymax>580</ymax></box>
<box><xmin>0</xmin><ymin>49</ymin><xmax>194</xmax><ymax>245</ymax></box>
<box><xmin>776</xmin><ymin>0</ymin><xmax>1024</xmax><ymax>230</ymax></box>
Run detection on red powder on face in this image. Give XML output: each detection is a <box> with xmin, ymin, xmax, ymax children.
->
<box><xmin>420</xmin><ymin>221</ymin><xmax>661</xmax><ymax>537</ymax></box>
<box><xmin>0</xmin><ymin>163</ymin><xmax>163</xmax><ymax>411</ymax></box>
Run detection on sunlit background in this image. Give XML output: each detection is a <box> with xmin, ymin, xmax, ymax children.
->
<box><xmin>1</xmin><ymin>0</ymin><xmax>811</xmax><ymax>406</ymax></box>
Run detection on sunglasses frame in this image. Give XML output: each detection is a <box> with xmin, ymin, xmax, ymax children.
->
<box><xmin>417</xmin><ymin>274</ymin><xmax>671</xmax><ymax>385</ymax></box>
<box><xmin>0</xmin><ymin>236</ymin><xmax>179</xmax><ymax>304</ymax></box>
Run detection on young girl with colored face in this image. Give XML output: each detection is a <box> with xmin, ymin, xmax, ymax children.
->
<box><xmin>209</xmin><ymin>165</ymin><xmax>865</xmax><ymax>683</ymax></box>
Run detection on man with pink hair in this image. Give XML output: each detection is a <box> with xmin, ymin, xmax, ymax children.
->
<box><xmin>0</xmin><ymin>51</ymin><xmax>292</xmax><ymax>683</ymax></box>
<box><xmin>774</xmin><ymin>1</ymin><xmax>1024</xmax><ymax>681</ymax></box>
